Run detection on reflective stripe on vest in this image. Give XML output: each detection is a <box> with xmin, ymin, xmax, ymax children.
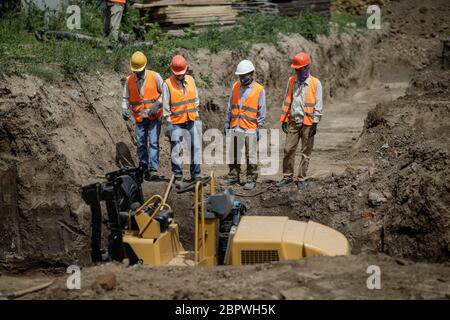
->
<box><xmin>127</xmin><ymin>70</ymin><xmax>161</xmax><ymax>123</ymax></box>
<box><xmin>230</xmin><ymin>81</ymin><xmax>263</xmax><ymax>130</ymax></box>
<box><xmin>280</xmin><ymin>75</ymin><xmax>318</xmax><ymax>125</ymax></box>
<box><xmin>165</xmin><ymin>75</ymin><xmax>198</xmax><ymax>124</ymax></box>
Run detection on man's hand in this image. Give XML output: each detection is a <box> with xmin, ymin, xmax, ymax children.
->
<box><xmin>256</xmin><ymin>128</ymin><xmax>260</xmax><ymax>141</ymax></box>
<box><xmin>223</xmin><ymin>121</ymin><xmax>230</xmax><ymax>135</ymax></box>
<box><xmin>308</xmin><ymin>123</ymin><xmax>318</xmax><ymax>138</ymax></box>
<box><xmin>282</xmin><ymin>122</ymin><xmax>289</xmax><ymax>134</ymax></box>
<box><xmin>122</xmin><ymin>110</ymin><xmax>130</xmax><ymax>121</ymax></box>
<box><xmin>149</xmin><ymin>104</ymin><xmax>159</xmax><ymax>117</ymax></box>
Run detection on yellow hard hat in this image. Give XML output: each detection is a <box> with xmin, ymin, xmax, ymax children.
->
<box><xmin>130</xmin><ymin>51</ymin><xmax>147</xmax><ymax>72</ymax></box>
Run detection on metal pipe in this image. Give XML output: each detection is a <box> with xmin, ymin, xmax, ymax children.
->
<box><xmin>194</xmin><ymin>181</ymin><xmax>206</xmax><ymax>266</ymax></box>
<box><xmin>210</xmin><ymin>171</ymin><xmax>215</xmax><ymax>195</ymax></box>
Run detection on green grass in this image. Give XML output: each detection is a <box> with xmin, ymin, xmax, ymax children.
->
<box><xmin>331</xmin><ymin>12</ymin><xmax>368</xmax><ymax>32</ymax></box>
<box><xmin>0</xmin><ymin>1</ymin><xmax>365</xmax><ymax>80</ymax></box>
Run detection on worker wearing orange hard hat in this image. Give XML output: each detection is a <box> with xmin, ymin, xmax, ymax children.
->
<box><xmin>277</xmin><ymin>52</ymin><xmax>323</xmax><ymax>190</ymax></box>
<box><xmin>162</xmin><ymin>55</ymin><xmax>204</xmax><ymax>185</ymax></box>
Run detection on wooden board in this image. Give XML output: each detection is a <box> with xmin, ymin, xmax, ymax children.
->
<box><xmin>134</xmin><ymin>0</ymin><xmax>331</xmax><ymax>29</ymax></box>
<box><xmin>135</xmin><ymin>0</ymin><xmax>233</xmax><ymax>8</ymax></box>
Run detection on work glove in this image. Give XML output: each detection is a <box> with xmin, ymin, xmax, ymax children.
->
<box><xmin>223</xmin><ymin>121</ymin><xmax>230</xmax><ymax>135</ymax></box>
<box><xmin>148</xmin><ymin>104</ymin><xmax>160</xmax><ymax>117</ymax></box>
<box><xmin>122</xmin><ymin>110</ymin><xmax>130</xmax><ymax>121</ymax></box>
<box><xmin>308</xmin><ymin>123</ymin><xmax>318</xmax><ymax>138</ymax></box>
<box><xmin>256</xmin><ymin>128</ymin><xmax>260</xmax><ymax>142</ymax></box>
<box><xmin>281</xmin><ymin>122</ymin><xmax>289</xmax><ymax>134</ymax></box>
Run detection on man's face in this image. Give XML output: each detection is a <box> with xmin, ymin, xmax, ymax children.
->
<box><xmin>134</xmin><ymin>69</ymin><xmax>145</xmax><ymax>78</ymax></box>
<box><xmin>296</xmin><ymin>65</ymin><xmax>310</xmax><ymax>79</ymax></box>
<box><xmin>175</xmin><ymin>72</ymin><xmax>186</xmax><ymax>81</ymax></box>
<box><xmin>239</xmin><ymin>72</ymin><xmax>253</xmax><ymax>86</ymax></box>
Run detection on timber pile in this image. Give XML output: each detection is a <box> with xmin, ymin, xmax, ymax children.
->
<box><xmin>134</xmin><ymin>0</ymin><xmax>238</xmax><ymax>28</ymax></box>
<box><xmin>133</xmin><ymin>0</ymin><xmax>331</xmax><ymax>30</ymax></box>
<box><xmin>231</xmin><ymin>0</ymin><xmax>279</xmax><ymax>15</ymax></box>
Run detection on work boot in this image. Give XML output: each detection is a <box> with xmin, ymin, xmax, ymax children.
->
<box><xmin>194</xmin><ymin>174</ymin><xmax>209</xmax><ymax>182</ymax></box>
<box><xmin>243</xmin><ymin>181</ymin><xmax>256</xmax><ymax>190</ymax></box>
<box><xmin>297</xmin><ymin>181</ymin><xmax>306</xmax><ymax>190</ymax></box>
<box><xmin>144</xmin><ymin>169</ymin><xmax>159</xmax><ymax>181</ymax></box>
<box><xmin>174</xmin><ymin>176</ymin><xmax>183</xmax><ymax>188</ymax></box>
<box><xmin>276</xmin><ymin>176</ymin><xmax>293</xmax><ymax>187</ymax></box>
<box><xmin>222</xmin><ymin>175</ymin><xmax>239</xmax><ymax>186</ymax></box>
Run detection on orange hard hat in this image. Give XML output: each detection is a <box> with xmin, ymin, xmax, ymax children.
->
<box><xmin>171</xmin><ymin>55</ymin><xmax>188</xmax><ymax>75</ymax></box>
<box><xmin>291</xmin><ymin>52</ymin><xmax>311</xmax><ymax>69</ymax></box>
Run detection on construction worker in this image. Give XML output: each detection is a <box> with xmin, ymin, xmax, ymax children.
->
<box><xmin>122</xmin><ymin>51</ymin><xmax>164</xmax><ymax>181</ymax></box>
<box><xmin>163</xmin><ymin>55</ymin><xmax>203</xmax><ymax>185</ymax></box>
<box><xmin>102</xmin><ymin>0</ymin><xmax>126</xmax><ymax>41</ymax></box>
<box><xmin>276</xmin><ymin>52</ymin><xmax>323</xmax><ymax>190</ymax></box>
<box><xmin>222</xmin><ymin>60</ymin><xmax>266</xmax><ymax>190</ymax></box>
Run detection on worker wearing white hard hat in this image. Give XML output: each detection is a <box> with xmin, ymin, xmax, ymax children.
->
<box><xmin>222</xmin><ymin>59</ymin><xmax>266</xmax><ymax>190</ymax></box>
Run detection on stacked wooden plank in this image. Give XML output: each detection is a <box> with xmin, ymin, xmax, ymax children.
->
<box><xmin>133</xmin><ymin>0</ymin><xmax>331</xmax><ymax>30</ymax></box>
<box><xmin>134</xmin><ymin>0</ymin><xmax>238</xmax><ymax>28</ymax></box>
<box><xmin>231</xmin><ymin>0</ymin><xmax>279</xmax><ymax>15</ymax></box>
<box><xmin>273</xmin><ymin>0</ymin><xmax>331</xmax><ymax>17</ymax></box>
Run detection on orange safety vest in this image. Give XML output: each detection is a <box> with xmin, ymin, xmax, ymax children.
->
<box><xmin>165</xmin><ymin>75</ymin><xmax>198</xmax><ymax>124</ymax></box>
<box><xmin>127</xmin><ymin>70</ymin><xmax>161</xmax><ymax>123</ymax></box>
<box><xmin>230</xmin><ymin>81</ymin><xmax>263</xmax><ymax>130</ymax></box>
<box><xmin>280</xmin><ymin>75</ymin><xmax>318</xmax><ymax>125</ymax></box>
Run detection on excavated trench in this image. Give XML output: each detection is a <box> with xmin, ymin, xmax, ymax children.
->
<box><xmin>1</xmin><ymin>0</ymin><xmax>449</xmax><ymax>280</ymax></box>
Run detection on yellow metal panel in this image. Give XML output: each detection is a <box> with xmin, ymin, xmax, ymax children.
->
<box><xmin>203</xmin><ymin>219</ymin><xmax>219</xmax><ymax>267</ymax></box>
<box><xmin>134</xmin><ymin>211</ymin><xmax>161</xmax><ymax>239</ymax></box>
<box><xmin>123</xmin><ymin>223</ymin><xmax>184</xmax><ymax>266</ymax></box>
<box><xmin>280</xmin><ymin>220</ymin><xmax>308</xmax><ymax>260</ymax></box>
<box><xmin>231</xmin><ymin>216</ymin><xmax>287</xmax><ymax>265</ymax></box>
<box><xmin>233</xmin><ymin>216</ymin><xmax>289</xmax><ymax>243</ymax></box>
<box><xmin>303</xmin><ymin>221</ymin><xmax>350</xmax><ymax>257</ymax></box>
<box><xmin>230</xmin><ymin>217</ymin><xmax>351</xmax><ymax>265</ymax></box>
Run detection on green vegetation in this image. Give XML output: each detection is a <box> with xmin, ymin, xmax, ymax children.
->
<box><xmin>84</xmin><ymin>103</ymin><xmax>95</xmax><ymax>114</ymax></box>
<box><xmin>198</xmin><ymin>72</ymin><xmax>213</xmax><ymax>89</ymax></box>
<box><xmin>331</xmin><ymin>12</ymin><xmax>368</xmax><ymax>32</ymax></box>
<box><xmin>0</xmin><ymin>1</ymin><xmax>366</xmax><ymax>80</ymax></box>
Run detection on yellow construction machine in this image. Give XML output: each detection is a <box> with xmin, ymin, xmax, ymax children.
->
<box><xmin>80</xmin><ymin>168</ymin><xmax>350</xmax><ymax>267</ymax></box>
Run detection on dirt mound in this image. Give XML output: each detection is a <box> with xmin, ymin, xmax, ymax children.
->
<box><xmin>24</xmin><ymin>252</ymin><xmax>450</xmax><ymax>299</ymax></box>
<box><xmin>332</xmin><ymin>0</ymin><xmax>391</xmax><ymax>14</ymax></box>
<box><xmin>373</xmin><ymin>0</ymin><xmax>450</xmax><ymax>69</ymax></box>
<box><xmin>0</xmin><ymin>73</ymin><xmax>136</xmax><ymax>270</ymax></box>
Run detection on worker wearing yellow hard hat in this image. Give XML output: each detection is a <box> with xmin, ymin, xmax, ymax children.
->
<box><xmin>122</xmin><ymin>51</ymin><xmax>164</xmax><ymax>181</ymax></box>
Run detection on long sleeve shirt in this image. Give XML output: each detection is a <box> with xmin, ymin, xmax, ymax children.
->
<box><xmin>121</xmin><ymin>70</ymin><xmax>164</xmax><ymax>111</ymax></box>
<box><xmin>287</xmin><ymin>75</ymin><xmax>323</xmax><ymax>124</ymax></box>
<box><xmin>226</xmin><ymin>80</ymin><xmax>266</xmax><ymax>134</ymax></box>
<box><xmin>162</xmin><ymin>76</ymin><xmax>200</xmax><ymax>123</ymax></box>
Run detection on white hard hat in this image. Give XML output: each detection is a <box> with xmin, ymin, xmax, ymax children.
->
<box><xmin>235</xmin><ymin>59</ymin><xmax>255</xmax><ymax>75</ymax></box>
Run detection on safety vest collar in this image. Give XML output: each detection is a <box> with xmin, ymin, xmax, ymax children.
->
<box><xmin>295</xmin><ymin>74</ymin><xmax>312</xmax><ymax>86</ymax></box>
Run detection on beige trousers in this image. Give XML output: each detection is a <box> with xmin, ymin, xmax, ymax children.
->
<box><xmin>282</xmin><ymin>121</ymin><xmax>314</xmax><ymax>181</ymax></box>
